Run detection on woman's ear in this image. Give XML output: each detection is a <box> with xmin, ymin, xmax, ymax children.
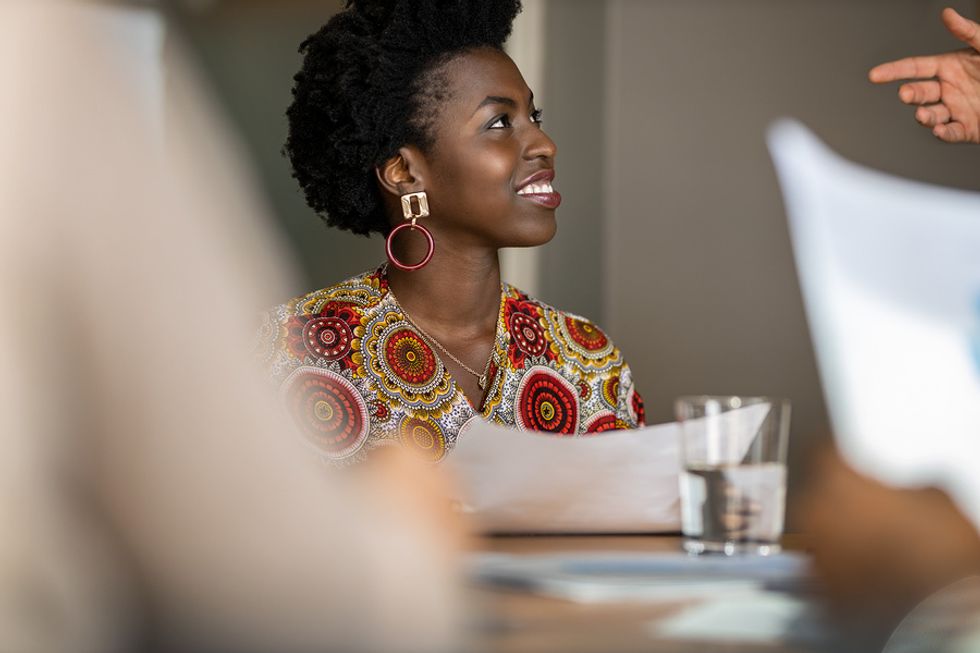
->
<box><xmin>375</xmin><ymin>146</ymin><xmax>426</xmax><ymax>198</ymax></box>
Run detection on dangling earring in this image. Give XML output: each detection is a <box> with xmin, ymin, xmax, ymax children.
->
<box><xmin>386</xmin><ymin>191</ymin><xmax>434</xmax><ymax>271</ymax></box>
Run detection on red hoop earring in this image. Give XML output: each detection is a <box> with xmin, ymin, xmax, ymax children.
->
<box><xmin>386</xmin><ymin>191</ymin><xmax>434</xmax><ymax>271</ymax></box>
<box><xmin>386</xmin><ymin>222</ymin><xmax>434</xmax><ymax>271</ymax></box>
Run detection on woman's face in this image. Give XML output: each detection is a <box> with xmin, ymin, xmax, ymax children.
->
<box><xmin>416</xmin><ymin>48</ymin><xmax>559</xmax><ymax>249</ymax></box>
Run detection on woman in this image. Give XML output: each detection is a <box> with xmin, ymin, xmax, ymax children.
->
<box><xmin>260</xmin><ymin>0</ymin><xmax>645</xmax><ymax>464</ymax></box>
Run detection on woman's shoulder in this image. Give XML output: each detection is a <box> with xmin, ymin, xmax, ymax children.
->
<box><xmin>257</xmin><ymin>267</ymin><xmax>389</xmax><ymax>374</ymax></box>
<box><xmin>502</xmin><ymin>283</ymin><xmax>599</xmax><ymax>324</ymax></box>
<box><xmin>277</xmin><ymin>267</ymin><xmax>389</xmax><ymax>319</ymax></box>
<box><xmin>501</xmin><ymin>282</ymin><xmax>624</xmax><ymax>369</ymax></box>
<box><xmin>499</xmin><ymin>283</ymin><xmax>646</xmax><ymax>429</ymax></box>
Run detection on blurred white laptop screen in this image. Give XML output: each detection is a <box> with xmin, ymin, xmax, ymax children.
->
<box><xmin>767</xmin><ymin>120</ymin><xmax>980</xmax><ymax>528</ymax></box>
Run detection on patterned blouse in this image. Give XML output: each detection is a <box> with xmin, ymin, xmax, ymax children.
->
<box><xmin>257</xmin><ymin>267</ymin><xmax>645</xmax><ymax>464</ymax></box>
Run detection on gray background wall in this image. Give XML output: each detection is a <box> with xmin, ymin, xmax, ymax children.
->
<box><xmin>534</xmin><ymin>0</ymin><xmax>980</xmax><ymax>514</ymax></box>
<box><xmin>180</xmin><ymin>0</ymin><xmax>376</xmax><ymax>290</ymax></box>
<box><xmin>179</xmin><ymin>0</ymin><xmax>980</xmax><ymax>522</ymax></box>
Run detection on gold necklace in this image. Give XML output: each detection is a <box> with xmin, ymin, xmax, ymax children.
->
<box><xmin>387</xmin><ymin>284</ymin><xmax>499</xmax><ymax>391</ymax></box>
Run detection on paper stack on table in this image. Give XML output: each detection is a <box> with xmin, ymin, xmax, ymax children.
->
<box><xmin>447</xmin><ymin>403</ymin><xmax>771</xmax><ymax>533</ymax></box>
<box><xmin>448</xmin><ymin>420</ymin><xmax>681</xmax><ymax>533</ymax></box>
<box><xmin>469</xmin><ymin>550</ymin><xmax>811</xmax><ymax>603</ymax></box>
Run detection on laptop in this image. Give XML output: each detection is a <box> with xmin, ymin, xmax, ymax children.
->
<box><xmin>767</xmin><ymin>120</ymin><xmax>980</xmax><ymax>528</ymax></box>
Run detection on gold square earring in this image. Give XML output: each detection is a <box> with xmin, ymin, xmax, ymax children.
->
<box><xmin>400</xmin><ymin>191</ymin><xmax>430</xmax><ymax>220</ymax></box>
<box><xmin>387</xmin><ymin>191</ymin><xmax>434</xmax><ymax>271</ymax></box>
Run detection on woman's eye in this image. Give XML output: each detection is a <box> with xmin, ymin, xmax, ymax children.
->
<box><xmin>487</xmin><ymin>109</ymin><xmax>543</xmax><ymax>130</ymax></box>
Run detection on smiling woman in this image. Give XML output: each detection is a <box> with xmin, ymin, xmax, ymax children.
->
<box><xmin>259</xmin><ymin>0</ymin><xmax>645</xmax><ymax>464</ymax></box>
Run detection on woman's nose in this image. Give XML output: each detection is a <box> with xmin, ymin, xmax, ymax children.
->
<box><xmin>523</xmin><ymin>126</ymin><xmax>557</xmax><ymax>161</ymax></box>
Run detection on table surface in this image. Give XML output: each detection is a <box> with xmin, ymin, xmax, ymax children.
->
<box><xmin>464</xmin><ymin>534</ymin><xmax>820</xmax><ymax>653</ymax></box>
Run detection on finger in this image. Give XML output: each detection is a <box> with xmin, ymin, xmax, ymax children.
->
<box><xmin>899</xmin><ymin>80</ymin><xmax>942</xmax><ymax>104</ymax></box>
<box><xmin>934</xmin><ymin>121</ymin><xmax>969</xmax><ymax>142</ymax></box>
<box><xmin>916</xmin><ymin>103</ymin><xmax>952</xmax><ymax>126</ymax></box>
<box><xmin>869</xmin><ymin>56</ymin><xmax>941</xmax><ymax>83</ymax></box>
<box><xmin>942</xmin><ymin>7</ymin><xmax>980</xmax><ymax>51</ymax></box>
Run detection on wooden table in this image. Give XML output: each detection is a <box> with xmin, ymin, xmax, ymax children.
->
<box><xmin>463</xmin><ymin>534</ymin><xmax>820</xmax><ymax>653</ymax></box>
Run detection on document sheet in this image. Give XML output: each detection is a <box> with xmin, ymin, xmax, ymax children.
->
<box><xmin>769</xmin><ymin>120</ymin><xmax>980</xmax><ymax>528</ymax></box>
<box><xmin>447</xmin><ymin>404</ymin><xmax>770</xmax><ymax>533</ymax></box>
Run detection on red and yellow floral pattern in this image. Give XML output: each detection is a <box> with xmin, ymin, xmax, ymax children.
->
<box><xmin>398</xmin><ymin>414</ymin><xmax>447</xmax><ymax>462</ymax></box>
<box><xmin>281</xmin><ymin>366</ymin><xmax>369</xmax><ymax>459</ymax></box>
<box><xmin>283</xmin><ymin>301</ymin><xmax>362</xmax><ymax>370</ymax></box>
<box><xmin>515</xmin><ymin>366</ymin><xmax>580</xmax><ymax>435</ymax></box>
<box><xmin>503</xmin><ymin>296</ymin><xmax>556</xmax><ymax>368</ymax></box>
<box><xmin>261</xmin><ymin>267</ymin><xmax>645</xmax><ymax>464</ymax></box>
<box><xmin>584</xmin><ymin>411</ymin><xmax>628</xmax><ymax>434</ymax></box>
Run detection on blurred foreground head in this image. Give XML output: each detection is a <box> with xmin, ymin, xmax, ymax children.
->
<box><xmin>0</xmin><ymin>1</ymin><xmax>461</xmax><ymax>651</ymax></box>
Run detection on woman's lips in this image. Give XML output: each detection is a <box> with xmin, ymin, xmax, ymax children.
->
<box><xmin>515</xmin><ymin>171</ymin><xmax>561</xmax><ymax>209</ymax></box>
<box><xmin>517</xmin><ymin>191</ymin><xmax>562</xmax><ymax>209</ymax></box>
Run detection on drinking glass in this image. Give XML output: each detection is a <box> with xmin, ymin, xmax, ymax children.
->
<box><xmin>675</xmin><ymin>396</ymin><xmax>791</xmax><ymax>555</ymax></box>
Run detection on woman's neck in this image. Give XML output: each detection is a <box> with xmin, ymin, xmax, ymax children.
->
<box><xmin>385</xmin><ymin>243</ymin><xmax>502</xmax><ymax>339</ymax></box>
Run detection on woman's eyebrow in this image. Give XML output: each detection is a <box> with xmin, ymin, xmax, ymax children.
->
<box><xmin>472</xmin><ymin>92</ymin><xmax>535</xmax><ymax>115</ymax></box>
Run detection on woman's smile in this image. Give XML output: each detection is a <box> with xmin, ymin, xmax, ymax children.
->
<box><xmin>515</xmin><ymin>169</ymin><xmax>562</xmax><ymax>209</ymax></box>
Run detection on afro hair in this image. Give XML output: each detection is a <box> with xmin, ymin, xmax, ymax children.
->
<box><xmin>285</xmin><ymin>0</ymin><xmax>523</xmax><ymax>236</ymax></box>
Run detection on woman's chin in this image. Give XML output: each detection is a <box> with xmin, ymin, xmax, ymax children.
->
<box><xmin>505</xmin><ymin>214</ymin><xmax>557</xmax><ymax>248</ymax></box>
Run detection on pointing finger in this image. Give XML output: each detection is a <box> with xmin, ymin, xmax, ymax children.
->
<box><xmin>899</xmin><ymin>80</ymin><xmax>942</xmax><ymax>104</ymax></box>
<box><xmin>869</xmin><ymin>56</ymin><xmax>941</xmax><ymax>83</ymax></box>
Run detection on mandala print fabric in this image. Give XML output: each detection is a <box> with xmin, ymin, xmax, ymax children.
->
<box><xmin>258</xmin><ymin>267</ymin><xmax>646</xmax><ymax>464</ymax></box>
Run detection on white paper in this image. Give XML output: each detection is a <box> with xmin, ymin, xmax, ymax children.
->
<box><xmin>768</xmin><ymin>119</ymin><xmax>980</xmax><ymax>528</ymax></box>
<box><xmin>447</xmin><ymin>404</ymin><xmax>771</xmax><ymax>534</ymax></box>
<box><xmin>468</xmin><ymin>550</ymin><xmax>810</xmax><ymax>603</ymax></box>
<box><xmin>448</xmin><ymin>420</ymin><xmax>681</xmax><ymax>533</ymax></box>
<box><xmin>650</xmin><ymin>592</ymin><xmax>810</xmax><ymax>643</ymax></box>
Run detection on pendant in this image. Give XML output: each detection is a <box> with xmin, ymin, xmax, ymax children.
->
<box><xmin>478</xmin><ymin>374</ymin><xmax>487</xmax><ymax>390</ymax></box>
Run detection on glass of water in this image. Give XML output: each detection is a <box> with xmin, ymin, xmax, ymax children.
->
<box><xmin>675</xmin><ymin>396</ymin><xmax>790</xmax><ymax>556</ymax></box>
